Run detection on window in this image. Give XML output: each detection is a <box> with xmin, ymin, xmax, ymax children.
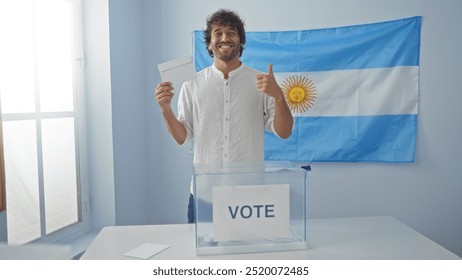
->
<box><xmin>0</xmin><ymin>0</ymin><xmax>88</xmax><ymax>244</ymax></box>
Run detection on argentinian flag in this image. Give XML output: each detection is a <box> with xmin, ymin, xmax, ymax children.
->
<box><xmin>194</xmin><ymin>16</ymin><xmax>421</xmax><ymax>162</ymax></box>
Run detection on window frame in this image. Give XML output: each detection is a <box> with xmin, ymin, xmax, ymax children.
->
<box><xmin>0</xmin><ymin>0</ymin><xmax>89</xmax><ymax>244</ymax></box>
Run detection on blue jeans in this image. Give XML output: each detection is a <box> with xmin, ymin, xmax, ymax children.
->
<box><xmin>187</xmin><ymin>193</ymin><xmax>195</xmax><ymax>224</ymax></box>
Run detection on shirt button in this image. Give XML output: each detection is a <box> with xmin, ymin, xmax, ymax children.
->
<box><xmin>225</xmin><ymin>117</ymin><xmax>229</xmax><ymax>121</ymax></box>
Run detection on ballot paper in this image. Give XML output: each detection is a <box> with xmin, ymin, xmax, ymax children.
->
<box><xmin>122</xmin><ymin>242</ymin><xmax>170</xmax><ymax>259</ymax></box>
<box><xmin>157</xmin><ymin>56</ymin><xmax>197</xmax><ymax>89</ymax></box>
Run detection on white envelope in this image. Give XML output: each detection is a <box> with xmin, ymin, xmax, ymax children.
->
<box><xmin>157</xmin><ymin>56</ymin><xmax>197</xmax><ymax>89</ymax></box>
<box><xmin>122</xmin><ymin>242</ymin><xmax>170</xmax><ymax>259</ymax></box>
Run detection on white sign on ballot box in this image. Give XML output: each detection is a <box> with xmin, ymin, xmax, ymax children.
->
<box><xmin>212</xmin><ymin>184</ymin><xmax>290</xmax><ymax>242</ymax></box>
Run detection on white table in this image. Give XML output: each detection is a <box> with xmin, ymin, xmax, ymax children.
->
<box><xmin>0</xmin><ymin>243</ymin><xmax>72</xmax><ymax>260</ymax></box>
<box><xmin>80</xmin><ymin>216</ymin><xmax>459</xmax><ymax>260</ymax></box>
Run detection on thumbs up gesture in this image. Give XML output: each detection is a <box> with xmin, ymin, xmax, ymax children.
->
<box><xmin>256</xmin><ymin>64</ymin><xmax>284</xmax><ymax>99</ymax></box>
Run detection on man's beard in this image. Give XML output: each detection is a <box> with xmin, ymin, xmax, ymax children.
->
<box><xmin>212</xmin><ymin>44</ymin><xmax>240</xmax><ymax>61</ymax></box>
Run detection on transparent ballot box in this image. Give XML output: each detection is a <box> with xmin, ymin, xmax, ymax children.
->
<box><xmin>193</xmin><ymin>161</ymin><xmax>307</xmax><ymax>255</ymax></box>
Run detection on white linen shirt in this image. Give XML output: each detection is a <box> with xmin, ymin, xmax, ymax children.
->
<box><xmin>177</xmin><ymin>63</ymin><xmax>277</xmax><ymax>164</ymax></box>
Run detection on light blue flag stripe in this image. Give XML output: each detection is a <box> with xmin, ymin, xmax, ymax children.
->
<box><xmin>194</xmin><ymin>16</ymin><xmax>421</xmax><ymax>72</ymax></box>
<box><xmin>264</xmin><ymin>115</ymin><xmax>417</xmax><ymax>163</ymax></box>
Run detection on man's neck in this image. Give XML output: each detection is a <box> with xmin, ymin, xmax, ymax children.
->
<box><xmin>214</xmin><ymin>58</ymin><xmax>242</xmax><ymax>79</ymax></box>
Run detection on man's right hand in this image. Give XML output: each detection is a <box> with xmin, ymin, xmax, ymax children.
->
<box><xmin>154</xmin><ymin>81</ymin><xmax>187</xmax><ymax>145</ymax></box>
<box><xmin>155</xmin><ymin>81</ymin><xmax>174</xmax><ymax>111</ymax></box>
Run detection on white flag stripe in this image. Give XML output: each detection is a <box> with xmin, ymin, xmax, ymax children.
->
<box><xmin>275</xmin><ymin>66</ymin><xmax>418</xmax><ymax>117</ymax></box>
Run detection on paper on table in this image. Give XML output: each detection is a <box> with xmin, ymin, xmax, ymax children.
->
<box><xmin>157</xmin><ymin>56</ymin><xmax>197</xmax><ymax>90</ymax></box>
<box><xmin>122</xmin><ymin>243</ymin><xmax>170</xmax><ymax>259</ymax></box>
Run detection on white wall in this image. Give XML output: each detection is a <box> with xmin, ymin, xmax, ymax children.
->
<box><xmin>106</xmin><ymin>0</ymin><xmax>462</xmax><ymax>257</ymax></box>
<box><xmin>108</xmin><ymin>1</ymin><xmax>152</xmax><ymax>225</ymax></box>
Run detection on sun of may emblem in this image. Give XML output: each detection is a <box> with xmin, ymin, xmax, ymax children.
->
<box><xmin>281</xmin><ymin>75</ymin><xmax>317</xmax><ymax>114</ymax></box>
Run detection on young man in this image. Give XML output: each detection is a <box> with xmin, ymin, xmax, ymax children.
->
<box><xmin>155</xmin><ymin>9</ymin><xmax>293</xmax><ymax>223</ymax></box>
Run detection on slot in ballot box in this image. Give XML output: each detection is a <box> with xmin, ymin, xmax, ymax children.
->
<box><xmin>193</xmin><ymin>161</ymin><xmax>308</xmax><ymax>255</ymax></box>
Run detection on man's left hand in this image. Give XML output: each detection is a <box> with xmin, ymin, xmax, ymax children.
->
<box><xmin>256</xmin><ymin>64</ymin><xmax>284</xmax><ymax>100</ymax></box>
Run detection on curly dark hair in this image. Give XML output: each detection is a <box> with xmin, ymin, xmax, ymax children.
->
<box><xmin>203</xmin><ymin>9</ymin><xmax>246</xmax><ymax>57</ymax></box>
